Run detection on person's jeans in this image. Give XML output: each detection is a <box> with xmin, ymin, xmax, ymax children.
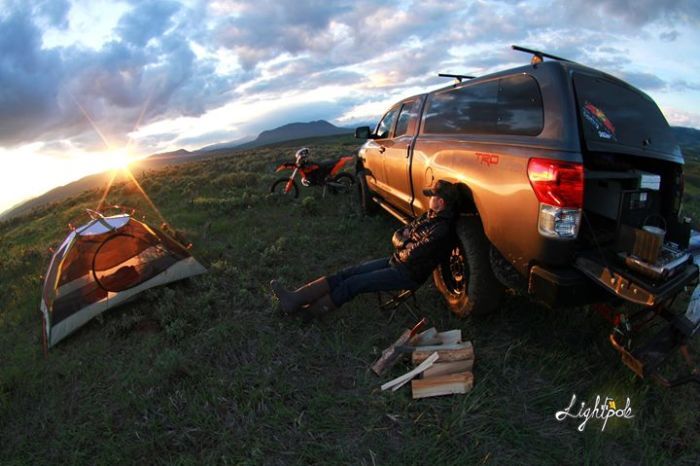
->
<box><xmin>327</xmin><ymin>257</ymin><xmax>419</xmax><ymax>307</ymax></box>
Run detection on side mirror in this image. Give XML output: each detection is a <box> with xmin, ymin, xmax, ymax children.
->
<box><xmin>355</xmin><ymin>126</ymin><xmax>371</xmax><ymax>139</ymax></box>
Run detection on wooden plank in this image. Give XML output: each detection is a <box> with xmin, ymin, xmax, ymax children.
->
<box><xmin>381</xmin><ymin>352</ymin><xmax>439</xmax><ymax>391</ymax></box>
<box><xmin>411</xmin><ymin>342</ymin><xmax>473</xmax><ymax>365</ymax></box>
<box><xmin>411</xmin><ymin>372</ymin><xmax>474</xmax><ymax>399</ymax></box>
<box><xmin>413</xmin><ymin>327</ymin><xmax>439</xmax><ymax>346</ymax></box>
<box><xmin>436</xmin><ymin>329</ymin><xmax>462</xmax><ymax>345</ymax></box>
<box><xmin>422</xmin><ymin>359</ymin><xmax>473</xmax><ymax>378</ymax></box>
<box><xmin>408</xmin><ymin>341</ymin><xmax>471</xmax><ymax>353</ymax></box>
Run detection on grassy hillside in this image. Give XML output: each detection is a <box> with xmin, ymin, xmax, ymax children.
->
<box><xmin>1</xmin><ymin>135</ymin><xmax>699</xmax><ymax>464</ymax></box>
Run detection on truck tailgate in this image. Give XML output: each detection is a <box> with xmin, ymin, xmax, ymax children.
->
<box><xmin>574</xmin><ymin>252</ymin><xmax>698</xmax><ymax>306</ymax></box>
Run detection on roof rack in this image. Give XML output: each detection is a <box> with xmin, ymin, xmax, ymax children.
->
<box><xmin>438</xmin><ymin>73</ymin><xmax>475</xmax><ymax>83</ymax></box>
<box><xmin>511</xmin><ymin>44</ymin><xmax>574</xmax><ymax>65</ymax></box>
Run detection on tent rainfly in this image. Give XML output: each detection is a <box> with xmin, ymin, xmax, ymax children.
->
<box><xmin>41</xmin><ymin>211</ymin><xmax>206</xmax><ymax>348</ymax></box>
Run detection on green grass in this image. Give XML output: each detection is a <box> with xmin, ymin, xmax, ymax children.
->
<box><xmin>1</xmin><ymin>136</ymin><xmax>700</xmax><ymax>464</ymax></box>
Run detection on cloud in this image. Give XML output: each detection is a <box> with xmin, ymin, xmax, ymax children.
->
<box><xmin>660</xmin><ymin>30</ymin><xmax>679</xmax><ymax>41</ymax></box>
<box><xmin>116</xmin><ymin>0</ymin><xmax>181</xmax><ymax>46</ymax></box>
<box><xmin>671</xmin><ymin>80</ymin><xmax>700</xmax><ymax>92</ymax></box>
<box><xmin>558</xmin><ymin>0</ymin><xmax>700</xmax><ymax>28</ymax></box>
<box><xmin>1</xmin><ymin>0</ymin><xmax>699</xmax><ymax>158</ymax></box>
<box><xmin>0</xmin><ymin>1</ymin><xmax>234</xmax><ymax>151</ymax></box>
<box><xmin>619</xmin><ymin>71</ymin><xmax>667</xmax><ymax>91</ymax></box>
<box><xmin>35</xmin><ymin>0</ymin><xmax>71</xmax><ymax>28</ymax></box>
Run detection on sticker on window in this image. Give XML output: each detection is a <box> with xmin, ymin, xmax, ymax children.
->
<box><xmin>582</xmin><ymin>102</ymin><xmax>616</xmax><ymax>141</ymax></box>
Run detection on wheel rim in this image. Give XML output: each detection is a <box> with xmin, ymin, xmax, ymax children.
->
<box><xmin>441</xmin><ymin>245</ymin><xmax>467</xmax><ymax>296</ymax></box>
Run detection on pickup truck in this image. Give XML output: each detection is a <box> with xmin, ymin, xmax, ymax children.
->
<box><xmin>354</xmin><ymin>47</ymin><xmax>700</xmax><ymax>386</ymax></box>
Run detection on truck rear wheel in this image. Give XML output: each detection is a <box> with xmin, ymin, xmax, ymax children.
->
<box><xmin>433</xmin><ymin>217</ymin><xmax>504</xmax><ymax>317</ymax></box>
<box><xmin>357</xmin><ymin>170</ymin><xmax>379</xmax><ymax>216</ymax></box>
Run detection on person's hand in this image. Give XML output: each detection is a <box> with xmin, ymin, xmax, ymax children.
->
<box><xmin>391</xmin><ymin>228</ymin><xmax>410</xmax><ymax>249</ymax></box>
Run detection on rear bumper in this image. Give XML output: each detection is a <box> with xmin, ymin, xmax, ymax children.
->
<box><xmin>574</xmin><ymin>256</ymin><xmax>699</xmax><ymax>307</ymax></box>
<box><xmin>528</xmin><ymin>256</ymin><xmax>699</xmax><ymax>308</ymax></box>
<box><xmin>528</xmin><ymin>264</ymin><xmax>607</xmax><ymax>307</ymax></box>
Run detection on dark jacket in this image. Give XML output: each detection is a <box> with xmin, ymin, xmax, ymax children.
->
<box><xmin>389</xmin><ymin>209</ymin><xmax>455</xmax><ymax>283</ymax></box>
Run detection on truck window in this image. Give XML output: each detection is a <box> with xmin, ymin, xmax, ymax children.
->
<box><xmin>395</xmin><ymin>99</ymin><xmax>419</xmax><ymax>137</ymax></box>
<box><xmin>497</xmin><ymin>74</ymin><xmax>543</xmax><ymax>135</ymax></box>
<box><xmin>573</xmin><ymin>73</ymin><xmax>676</xmax><ymax>155</ymax></box>
<box><xmin>376</xmin><ymin>107</ymin><xmax>399</xmax><ymax>139</ymax></box>
<box><xmin>422</xmin><ymin>75</ymin><xmax>543</xmax><ymax>136</ymax></box>
<box><xmin>423</xmin><ymin>80</ymin><xmax>498</xmax><ymax>134</ymax></box>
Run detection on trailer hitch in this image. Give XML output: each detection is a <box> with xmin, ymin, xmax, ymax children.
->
<box><xmin>601</xmin><ymin>287</ymin><xmax>700</xmax><ymax>388</ymax></box>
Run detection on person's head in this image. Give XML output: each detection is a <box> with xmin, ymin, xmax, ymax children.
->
<box><xmin>422</xmin><ymin>180</ymin><xmax>457</xmax><ymax>212</ymax></box>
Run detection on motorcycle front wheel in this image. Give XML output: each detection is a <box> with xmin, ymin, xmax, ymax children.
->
<box><xmin>270</xmin><ymin>178</ymin><xmax>299</xmax><ymax>198</ymax></box>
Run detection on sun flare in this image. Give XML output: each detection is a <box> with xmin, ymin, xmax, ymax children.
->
<box><xmin>103</xmin><ymin>149</ymin><xmax>133</xmax><ymax>170</ymax></box>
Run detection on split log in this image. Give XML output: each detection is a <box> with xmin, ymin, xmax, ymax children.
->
<box><xmin>371</xmin><ymin>319</ymin><xmax>428</xmax><ymax>376</ymax></box>
<box><xmin>413</xmin><ymin>327</ymin><xmax>439</xmax><ymax>345</ymax></box>
<box><xmin>371</xmin><ymin>329</ymin><xmax>411</xmax><ymax>376</ymax></box>
<box><xmin>411</xmin><ymin>372</ymin><xmax>474</xmax><ymax>399</ymax></box>
<box><xmin>381</xmin><ymin>352</ymin><xmax>439</xmax><ymax>391</ymax></box>
<box><xmin>408</xmin><ymin>341</ymin><xmax>470</xmax><ymax>353</ymax></box>
<box><xmin>411</xmin><ymin>342</ymin><xmax>473</xmax><ymax>365</ymax></box>
<box><xmin>422</xmin><ymin>359</ymin><xmax>473</xmax><ymax>378</ymax></box>
<box><xmin>413</xmin><ymin>328</ymin><xmax>462</xmax><ymax>346</ymax></box>
<box><xmin>436</xmin><ymin>329</ymin><xmax>462</xmax><ymax>345</ymax></box>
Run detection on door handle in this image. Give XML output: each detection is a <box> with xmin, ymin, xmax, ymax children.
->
<box><xmin>378</xmin><ymin>146</ymin><xmax>386</xmax><ymax>154</ymax></box>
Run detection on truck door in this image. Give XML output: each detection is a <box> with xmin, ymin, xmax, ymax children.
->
<box><xmin>362</xmin><ymin>105</ymin><xmax>400</xmax><ymax>198</ymax></box>
<box><xmin>381</xmin><ymin>97</ymin><xmax>423</xmax><ymax>213</ymax></box>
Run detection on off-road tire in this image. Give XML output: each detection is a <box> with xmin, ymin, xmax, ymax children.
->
<box><xmin>433</xmin><ymin>216</ymin><xmax>505</xmax><ymax>317</ymax></box>
<box><xmin>357</xmin><ymin>170</ymin><xmax>379</xmax><ymax>216</ymax></box>
<box><xmin>270</xmin><ymin>178</ymin><xmax>299</xmax><ymax>198</ymax></box>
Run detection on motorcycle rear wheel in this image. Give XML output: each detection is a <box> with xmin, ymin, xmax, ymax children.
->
<box><xmin>270</xmin><ymin>178</ymin><xmax>299</xmax><ymax>198</ymax></box>
<box><xmin>328</xmin><ymin>173</ymin><xmax>356</xmax><ymax>194</ymax></box>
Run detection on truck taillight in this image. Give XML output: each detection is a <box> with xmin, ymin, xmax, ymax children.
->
<box><xmin>527</xmin><ymin>158</ymin><xmax>584</xmax><ymax>239</ymax></box>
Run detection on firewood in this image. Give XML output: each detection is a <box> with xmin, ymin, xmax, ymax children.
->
<box><xmin>380</xmin><ymin>352</ymin><xmax>439</xmax><ymax>391</ymax></box>
<box><xmin>371</xmin><ymin>329</ymin><xmax>411</xmax><ymax>376</ymax></box>
<box><xmin>413</xmin><ymin>327</ymin><xmax>439</xmax><ymax>345</ymax></box>
<box><xmin>411</xmin><ymin>342</ymin><xmax>473</xmax><ymax>365</ymax></box>
<box><xmin>435</xmin><ymin>329</ymin><xmax>461</xmax><ymax>345</ymax></box>
<box><xmin>422</xmin><ymin>359</ymin><xmax>473</xmax><ymax>378</ymax></box>
<box><xmin>408</xmin><ymin>341</ymin><xmax>470</xmax><ymax>352</ymax></box>
<box><xmin>414</xmin><ymin>328</ymin><xmax>463</xmax><ymax>346</ymax></box>
<box><xmin>411</xmin><ymin>372</ymin><xmax>474</xmax><ymax>399</ymax></box>
<box><xmin>371</xmin><ymin>318</ymin><xmax>428</xmax><ymax>376</ymax></box>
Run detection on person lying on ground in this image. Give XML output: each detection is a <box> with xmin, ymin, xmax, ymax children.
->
<box><xmin>270</xmin><ymin>180</ymin><xmax>458</xmax><ymax>320</ymax></box>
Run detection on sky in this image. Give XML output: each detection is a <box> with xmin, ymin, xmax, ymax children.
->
<box><xmin>1</xmin><ymin>0</ymin><xmax>700</xmax><ymax>214</ymax></box>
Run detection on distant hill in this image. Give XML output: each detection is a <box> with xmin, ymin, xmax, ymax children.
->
<box><xmin>673</xmin><ymin>127</ymin><xmax>700</xmax><ymax>161</ymax></box>
<box><xmin>233</xmin><ymin>120</ymin><xmax>352</xmax><ymax>150</ymax></box>
<box><xmin>672</xmin><ymin>126</ymin><xmax>700</xmax><ymax>146</ymax></box>
<box><xmin>0</xmin><ymin>171</ymin><xmax>130</xmax><ymax>222</ymax></box>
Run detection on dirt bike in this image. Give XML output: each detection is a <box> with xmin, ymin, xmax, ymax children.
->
<box><xmin>270</xmin><ymin>148</ymin><xmax>356</xmax><ymax>198</ymax></box>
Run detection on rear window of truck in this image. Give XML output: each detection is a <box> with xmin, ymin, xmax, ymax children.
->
<box><xmin>422</xmin><ymin>74</ymin><xmax>543</xmax><ymax>136</ymax></box>
<box><xmin>573</xmin><ymin>73</ymin><xmax>676</xmax><ymax>156</ymax></box>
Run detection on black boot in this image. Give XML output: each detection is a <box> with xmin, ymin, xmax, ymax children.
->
<box><xmin>270</xmin><ymin>277</ymin><xmax>330</xmax><ymax>314</ymax></box>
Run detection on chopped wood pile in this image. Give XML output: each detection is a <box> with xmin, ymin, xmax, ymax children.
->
<box><xmin>373</xmin><ymin>325</ymin><xmax>474</xmax><ymax>399</ymax></box>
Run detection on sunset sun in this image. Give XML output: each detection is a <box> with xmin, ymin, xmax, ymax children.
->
<box><xmin>102</xmin><ymin>149</ymin><xmax>134</xmax><ymax>171</ymax></box>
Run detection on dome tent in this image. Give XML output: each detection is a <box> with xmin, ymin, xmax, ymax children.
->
<box><xmin>41</xmin><ymin>209</ymin><xmax>206</xmax><ymax>348</ymax></box>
